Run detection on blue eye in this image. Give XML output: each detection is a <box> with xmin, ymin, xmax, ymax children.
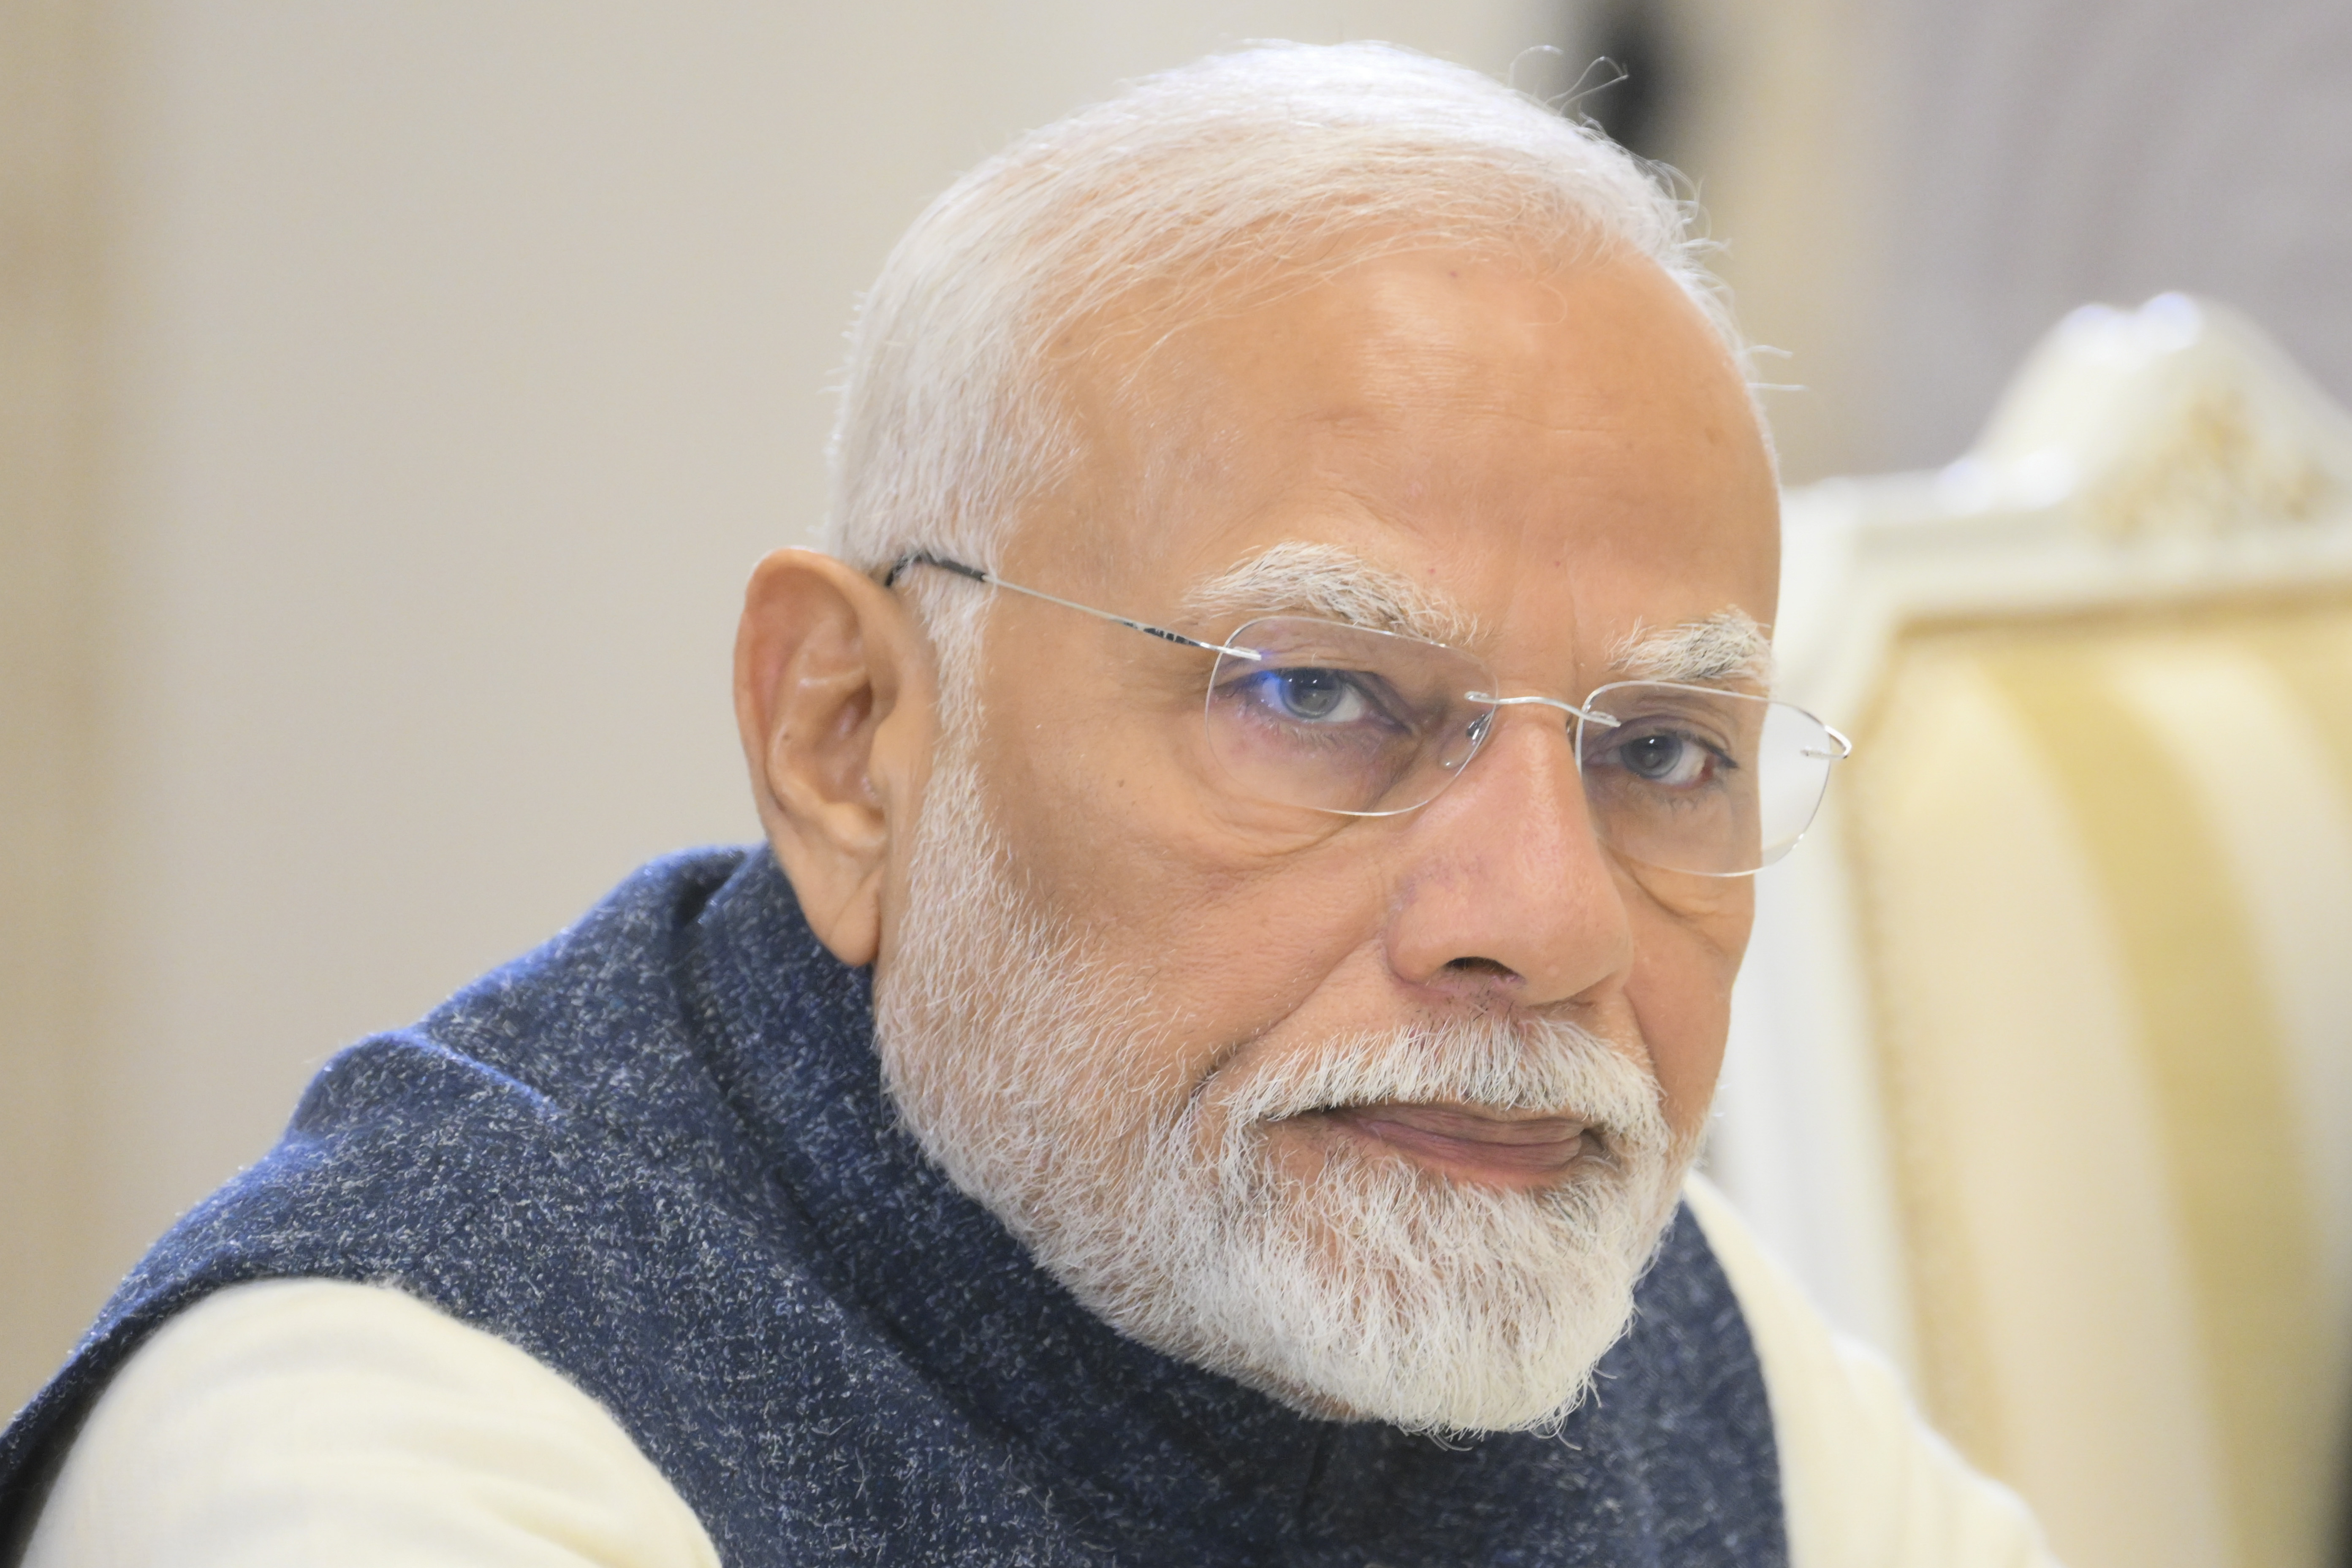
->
<box><xmin>1242</xmin><ymin>667</ymin><xmax>1378</xmax><ymax>726</ymax></box>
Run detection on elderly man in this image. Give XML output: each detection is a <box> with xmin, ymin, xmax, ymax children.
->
<box><xmin>1</xmin><ymin>42</ymin><xmax>2052</xmax><ymax>1568</ymax></box>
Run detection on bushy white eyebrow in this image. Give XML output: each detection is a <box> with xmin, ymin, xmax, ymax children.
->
<box><xmin>1178</xmin><ymin>542</ymin><xmax>1482</xmax><ymax>646</ymax></box>
<box><xmin>1609</xmin><ymin>611</ymin><xmax>1775</xmax><ymax>687</ymax></box>
<box><xmin>1181</xmin><ymin>543</ymin><xmax>1771</xmax><ymax>687</ymax></box>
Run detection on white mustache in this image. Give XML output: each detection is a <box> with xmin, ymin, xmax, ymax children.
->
<box><xmin>1207</xmin><ymin>1014</ymin><xmax>1669</xmax><ymax>1155</ymax></box>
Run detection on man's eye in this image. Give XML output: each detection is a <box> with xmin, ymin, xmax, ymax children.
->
<box><xmin>1611</xmin><ymin>730</ymin><xmax>1717</xmax><ymax>787</ymax></box>
<box><xmin>1248</xmin><ymin>667</ymin><xmax>1375</xmax><ymax>725</ymax></box>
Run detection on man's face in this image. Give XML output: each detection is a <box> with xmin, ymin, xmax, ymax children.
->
<box><xmin>872</xmin><ymin>245</ymin><xmax>1779</xmax><ymax>1429</ymax></box>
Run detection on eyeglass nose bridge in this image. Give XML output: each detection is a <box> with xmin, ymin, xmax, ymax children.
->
<box><xmin>1461</xmin><ymin>691</ymin><xmax>1624</xmax><ymax>730</ymax></box>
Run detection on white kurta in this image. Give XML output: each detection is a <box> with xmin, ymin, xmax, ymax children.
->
<box><xmin>19</xmin><ymin>1176</ymin><xmax>2059</xmax><ymax>1568</ymax></box>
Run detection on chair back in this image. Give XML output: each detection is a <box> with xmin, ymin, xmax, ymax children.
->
<box><xmin>1713</xmin><ymin>295</ymin><xmax>2352</xmax><ymax>1568</ymax></box>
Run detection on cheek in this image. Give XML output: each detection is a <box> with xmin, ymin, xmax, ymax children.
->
<box><xmin>1623</xmin><ymin>891</ymin><xmax>1753</xmax><ymax>1134</ymax></box>
<box><xmin>974</xmin><ymin>686</ymin><xmax>1391</xmax><ymax>1065</ymax></box>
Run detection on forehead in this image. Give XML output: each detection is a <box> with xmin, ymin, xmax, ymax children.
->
<box><xmin>1028</xmin><ymin>246</ymin><xmax>1780</xmax><ymax>676</ymax></box>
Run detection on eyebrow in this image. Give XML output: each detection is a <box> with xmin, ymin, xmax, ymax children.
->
<box><xmin>1178</xmin><ymin>542</ymin><xmax>1483</xmax><ymax>645</ymax></box>
<box><xmin>1609</xmin><ymin>611</ymin><xmax>1776</xmax><ymax>687</ymax></box>
<box><xmin>1178</xmin><ymin>543</ymin><xmax>1774</xmax><ymax>687</ymax></box>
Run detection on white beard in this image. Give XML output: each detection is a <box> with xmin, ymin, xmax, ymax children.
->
<box><xmin>872</xmin><ymin>735</ymin><xmax>1696</xmax><ymax>1435</ymax></box>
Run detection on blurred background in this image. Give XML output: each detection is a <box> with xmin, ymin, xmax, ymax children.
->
<box><xmin>6</xmin><ymin>1</ymin><xmax>2350</xmax><ymax>1561</ymax></box>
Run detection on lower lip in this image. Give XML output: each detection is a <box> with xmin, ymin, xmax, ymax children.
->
<box><xmin>1306</xmin><ymin>1106</ymin><xmax>1594</xmax><ymax>1186</ymax></box>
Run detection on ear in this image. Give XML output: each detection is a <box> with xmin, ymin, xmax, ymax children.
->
<box><xmin>733</xmin><ymin>548</ymin><xmax>937</xmax><ymax>967</ymax></box>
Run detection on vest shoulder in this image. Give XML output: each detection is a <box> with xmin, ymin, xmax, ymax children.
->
<box><xmin>0</xmin><ymin>847</ymin><xmax>858</xmax><ymax>1538</ymax></box>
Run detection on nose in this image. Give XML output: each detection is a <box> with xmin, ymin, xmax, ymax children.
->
<box><xmin>1381</xmin><ymin>704</ymin><xmax>1635</xmax><ymax>1008</ymax></box>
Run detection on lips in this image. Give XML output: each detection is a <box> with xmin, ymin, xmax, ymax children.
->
<box><xmin>1312</xmin><ymin>1102</ymin><xmax>1594</xmax><ymax>1183</ymax></box>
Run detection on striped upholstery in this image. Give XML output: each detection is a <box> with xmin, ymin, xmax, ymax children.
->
<box><xmin>1713</xmin><ymin>295</ymin><xmax>2352</xmax><ymax>1568</ymax></box>
<box><xmin>1842</xmin><ymin>600</ymin><xmax>2352</xmax><ymax>1568</ymax></box>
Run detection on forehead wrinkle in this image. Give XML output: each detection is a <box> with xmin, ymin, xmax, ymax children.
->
<box><xmin>1179</xmin><ymin>541</ymin><xmax>1482</xmax><ymax>645</ymax></box>
<box><xmin>1607</xmin><ymin>611</ymin><xmax>1776</xmax><ymax>687</ymax></box>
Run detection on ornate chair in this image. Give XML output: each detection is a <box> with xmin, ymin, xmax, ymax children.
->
<box><xmin>1711</xmin><ymin>294</ymin><xmax>2352</xmax><ymax>1568</ymax></box>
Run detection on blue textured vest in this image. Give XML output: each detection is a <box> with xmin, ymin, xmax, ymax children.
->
<box><xmin>0</xmin><ymin>848</ymin><xmax>1785</xmax><ymax>1565</ymax></box>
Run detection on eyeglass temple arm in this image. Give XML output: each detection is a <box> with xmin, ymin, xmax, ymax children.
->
<box><xmin>884</xmin><ymin>552</ymin><xmax>1263</xmax><ymax>661</ymax></box>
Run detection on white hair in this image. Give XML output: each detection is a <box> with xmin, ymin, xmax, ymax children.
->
<box><xmin>824</xmin><ymin>39</ymin><xmax>1744</xmax><ymax>640</ymax></box>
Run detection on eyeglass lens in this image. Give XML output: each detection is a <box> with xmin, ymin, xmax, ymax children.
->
<box><xmin>1204</xmin><ymin>617</ymin><xmax>1840</xmax><ymax>876</ymax></box>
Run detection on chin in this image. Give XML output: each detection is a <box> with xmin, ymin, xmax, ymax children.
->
<box><xmin>1027</xmin><ymin>1106</ymin><xmax>1690</xmax><ymax>1434</ymax></box>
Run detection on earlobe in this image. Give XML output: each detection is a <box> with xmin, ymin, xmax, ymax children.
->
<box><xmin>733</xmin><ymin>548</ymin><xmax>936</xmax><ymax>967</ymax></box>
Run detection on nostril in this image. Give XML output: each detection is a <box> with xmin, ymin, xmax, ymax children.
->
<box><xmin>1444</xmin><ymin>956</ymin><xmax>1518</xmax><ymax>979</ymax></box>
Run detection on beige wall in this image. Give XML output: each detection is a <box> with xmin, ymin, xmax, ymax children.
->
<box><xmin>2</xmin><ymin>0</ymin><xmax>1576</xmax><ymax>1416</ymax></box>
<box><xmin>3</xmin><ymin>0</ymin><xmax>109</xmax><ymax>1422</ymax></box>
